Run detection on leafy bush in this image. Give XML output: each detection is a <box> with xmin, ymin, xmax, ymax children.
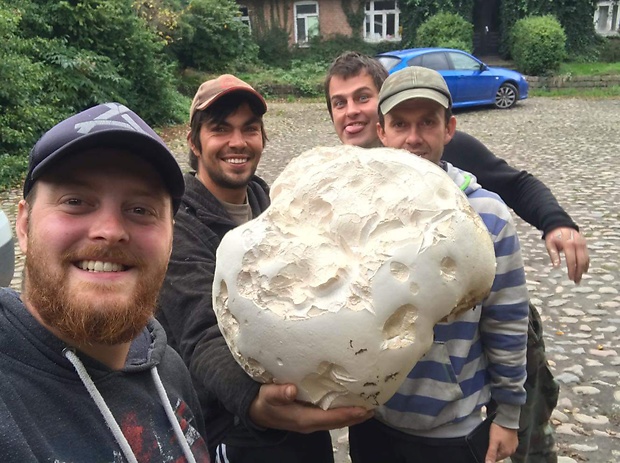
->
<box><xmin>16</xmin><ymin>0</ymin><xmax>185</xmax><ymax>125</ymax></box>
<box><xmin>171</xmin><ymin>0</ymin><xmax>259</xmax><ymax>73</ymax></box>
<box><xmin>599</xmin><ymin>37</ymin><xmax>620</xmax><ymax>63</ymax></box>
<box><xmin>0</xmin><ymin>154</ymin><xmax>28</xmax><ymax>190</ymax></box>
<box><xmin>255</xmin><ymin>25</ymin><xmax>292</xmax><ymax>69</ymax></box>
<box><xmin>0</xmin><ymin>3</ymin><xmax>58</xmax><ymax>161</ymax></box>
<box><xmin>415</xmin><ymin>12</ymin><xmax>473</xmax><ymax>53</ymax></box>
<box><xmin>293</xmin><ymin>35</ymin><xmax>377</xmax><ymax>65</ymax></box>
<box><xmin>511</xmin><ymin>15</ymin><xmax>567</xmax><ymax>76</ymax></box>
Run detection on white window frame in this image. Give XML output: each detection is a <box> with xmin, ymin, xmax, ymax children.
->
<box><xmin>595</xmin><ymin>0</ymin><xmax>620</xmax><ymax>35</ymax></box>
<box><xmin>364</xmin><ymin>1</ymin><xmax>401</xmax><ymax>42</ymax></box>
<box><xmin>294</xmin><ymin>1</ymin><xmax>319</xmax><ymax>45</ymax></box>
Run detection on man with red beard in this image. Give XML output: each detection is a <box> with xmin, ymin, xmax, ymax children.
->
<box><xmin>0</xmin><ymin>102</ymin><xmax>210</xmax><ymax>462</ymax></box>
<box><xmin>157</xmin><ymin>75</ymin><xmax>372</xmax><ymax>463</ymax></box>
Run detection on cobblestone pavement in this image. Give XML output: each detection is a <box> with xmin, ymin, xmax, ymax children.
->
<box><xmin>2</xmin><ymin>97</ymin><xmax>619</xmax><ymax>462</ymax></box>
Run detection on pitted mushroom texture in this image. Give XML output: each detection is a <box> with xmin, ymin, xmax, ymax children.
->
<box><xmin>213</xmin><ymin>145</ymin><xmax>496</xmax><ymax>410</ymax></box>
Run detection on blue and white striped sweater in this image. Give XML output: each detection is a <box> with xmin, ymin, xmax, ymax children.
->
<box><xmin>375</xmin><ymin>162</ymin><xmax>529</xmax><ymax>438</ymax></box>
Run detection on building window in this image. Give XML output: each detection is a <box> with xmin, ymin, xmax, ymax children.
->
<box><xmin>595</xmin><ymin>1</ymin><xmax>619</xmax><ymax>34</ymax></box>
<box><xmin>237</xmin><ymin>5</ymin><xmax>251</xmax><ymax>32</ymax></box>
<box><xmin>364</xmin><ymin>1</ymin><xmax>400</xmax><ymax>42</ymax></box>
<box><xmin>295</xmin><ymin>1</ymin><xmax>319</xmax><ymax>45</ymax></box>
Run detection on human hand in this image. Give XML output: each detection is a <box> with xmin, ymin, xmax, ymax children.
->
<box><xmin>544</xmin><ymin>227</ymin><xmax>589</xmax><ymax>284</ymax></box>
<box><xmin>249</xmin><ymin>383</ymin><xmax>373</xmax><ymax>433</ymax></box>
<box><xmin>484</xmin><ymin>423</ymin><xmax>517</xmax><ymax>463</ymax></box>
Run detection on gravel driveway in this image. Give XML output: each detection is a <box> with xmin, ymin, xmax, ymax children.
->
<box><xmin>2</xmin><ymin>97</ymin><xmax>619</xmax><ymax>463</ymax></box>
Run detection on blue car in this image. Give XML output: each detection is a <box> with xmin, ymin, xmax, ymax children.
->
<box><xmin>376</xmin><ymin>48</ymin><xmax>529</xmax><ymax>110</ymax></box>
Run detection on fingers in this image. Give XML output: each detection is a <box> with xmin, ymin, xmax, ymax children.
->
<box><xmin>486</xmin><ymin>423</ymin><xmax>517</xmax><ymax>462</ymax></box>
<box><xmin>545</xmin><ymin>227</ymin><xmax>590</xmax><ymax>284</ymax></box>
<box><xmin>249</xmin><ymin>383</ymin><xmax>373</xmax><ymax>433</ymax></box>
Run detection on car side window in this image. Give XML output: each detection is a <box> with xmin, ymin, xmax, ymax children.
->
<box><xmin>420</xmin><ymin>52</ymin><xmax>450</xmax><ymax>71</ymax></box>
<box><xmin>408</xmin><ymin>56</ymin><xmax>423</xmax><ymax>67</ymax></box>
<box><xmin>449</xmin><ymin>52</ymin><xmax>481</xmax><ymax>71</ymax></box>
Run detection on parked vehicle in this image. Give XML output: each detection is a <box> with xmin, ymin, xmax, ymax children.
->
<box><xmin>1</xmin><ymin>208</ymin><xmax>14</xmax><ymax>287</ymax></box>
<box><xmin>376</xmin><ymin>48</ymin><xmax>529</xmax><ymax>110</ymax></box>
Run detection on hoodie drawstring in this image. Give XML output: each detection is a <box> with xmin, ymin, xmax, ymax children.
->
<box><xmin>150</xmin><ymin>366</ymin><xmax>197</xmax><ymax>463</ymax></box>
<box><xmin>63</xmin><ymin>348</ymin><xmax>196</xmax><ymax>463</ymax></box>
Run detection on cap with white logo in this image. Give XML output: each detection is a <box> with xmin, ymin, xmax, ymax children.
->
<box><xmin>23</xmin><ymin>103</ymin><xmax>184</xmax><ymax>212</ymax></box>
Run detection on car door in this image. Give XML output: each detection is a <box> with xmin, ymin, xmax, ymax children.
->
<box><xmin>407</xmin><ymin>51</ymin><xmax>460</xmax><ymax>102</ymax></box>
<box><xmin>447</xmin><ymin>51</ymin><xmax>496</xmax><ymax>104</ymax></box>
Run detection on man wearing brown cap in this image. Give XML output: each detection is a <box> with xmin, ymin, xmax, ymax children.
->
<box><xmin>0</xmin><ymin>102</ymin><xmax>210</xmax><ymax>462</ymax></box>
<box><xmin>347</xmin><ymin>67</ymin><xmax>529</xmax><ymax>463</ymax></box>
<box><xmin>157</xmin><ymin>75</ymin><xmax>372</xmax><ymax>463</ymax></box>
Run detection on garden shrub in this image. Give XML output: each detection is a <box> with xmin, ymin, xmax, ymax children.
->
<box><xmin>293</xmin><ymin>35</ymin><xmax>377</xmax><ymax>65</ymax></box>
<box><xmin>16</xmin><ymin>0</ymin><xmax>185</xmax><ymax>125</ymax></box>
<box><xmin>171</xmin><ymin>0</ymin><xmax>259</xmax><ymax>73</ymax></box>
<box><xmin>0</xmin><ymin>2</ymin><xmax>58</xmax><ymax>164</ymax></box>
<box><xmin>255</xmin><ymin>25</ymin><xmax>292</xmax><ymax>69</ymax></box>
<box><xmin>511</xmin><ymin>15</ymin><xmax>567</xmax><ymax>75</ymax></box>
<box><xmin>599</xmin><ymin>36</ymin><xmax>620</xmax><ymax>63</ymax></box>
<box><xmin>414</xmin><ymin>12</ymin><xmax>473</xmax><ymax>53</ymax></box>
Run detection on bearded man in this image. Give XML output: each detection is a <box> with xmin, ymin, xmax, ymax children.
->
<box><xmin>0</xmin><ymin>102</ymin><xmax>210</xmax><ymax>462</ymax></box>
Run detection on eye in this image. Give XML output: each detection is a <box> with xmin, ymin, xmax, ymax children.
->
<box><xmin>359</xmin><ymin>94</ymin><xmax>370</xmax><ymax>103</ymax></box>
<box><xmin>332</xmin><ymin>99</ymin><xmax>345</xmax><ymax>109</ymax></box>
<box><xmin>65</xmin><ymin>198</ymin><xmax>83</xmax><ymax>206</ymax></box>
<box><xmin>129</xmin><ymin>206</ymin><xmax>155</xmax><ymax>217</ymax></box>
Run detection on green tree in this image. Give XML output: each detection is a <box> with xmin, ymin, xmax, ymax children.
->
<box><xmin>17</xmin><ymin>0</ymin><xmax>185</xmax><ymax>124</ymax></box>
<box><xmin>0</xmin><ymin>2</ymin><xmax>57</xmax><ymax>160</ymax></box>
<box><xmin>415</xmin><ymin>12</ymin><xmax>473</xmax><ymax>52</ymax></box>
<box><xmin>171</xmin><ymin>0</ymin><xmax>259</xmax><ymax>72</ymax></box>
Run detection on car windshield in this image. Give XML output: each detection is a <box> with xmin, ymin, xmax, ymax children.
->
<box><xmin>376</xmin><ymin>56</ymin><xmax>401</xmax><ymax>72</ymax></box>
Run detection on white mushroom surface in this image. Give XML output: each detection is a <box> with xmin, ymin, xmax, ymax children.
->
<box><xmin>213</xmin><ymin>145</ymin><xmax>496</xmax><ymax>410</ymax></box>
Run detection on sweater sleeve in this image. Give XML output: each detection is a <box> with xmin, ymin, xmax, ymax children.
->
<box><xmin>470</xmin><ymin>190</ymin><xmax>529</xmax><ymax>430</ymax></box>
<box><xmin>157</xmin><ymin>211</ymin><xmax>263</xmax><ymax>444</ymax></box>
<box><xmin>443</xmin><ymin>131</ymin><xmax>578</xmax><ymax>237</ymax></box>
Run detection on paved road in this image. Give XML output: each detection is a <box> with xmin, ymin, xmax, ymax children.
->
<box><xmin>2</xmin><ymin>97</ymin><xmax>619</xmax><ymax>462</ymax></box>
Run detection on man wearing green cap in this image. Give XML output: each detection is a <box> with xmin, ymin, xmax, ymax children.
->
<box><xmin>347</xmin><ymin>66</ymin><xmax>529</xmax><ymax>463</ymax></box>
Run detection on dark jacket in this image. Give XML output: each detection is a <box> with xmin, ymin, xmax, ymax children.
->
<box><xmin>157</xmin><ymin>173</ymin><xmax>282</xmax><ymax>454</ymax></box>
<box><xmin>0</xmin><ymin>288</ymin><xmax>210</xmax><ymax>462</ymax></box>
<box><xmin>443</xmin><ymin>131</ymin><xmax>578</xmax><ymax>237</ymax></box>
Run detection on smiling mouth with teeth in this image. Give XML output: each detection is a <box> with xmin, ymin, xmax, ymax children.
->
<box><xmin>76</xmin><ymin>261</ymin><xmax>126</xmax><ymax>272</ymax></box>
<box><xmin>225</xmin><ymin>158</ymin><xmax>248</xmax><ymax>164</ymax></box>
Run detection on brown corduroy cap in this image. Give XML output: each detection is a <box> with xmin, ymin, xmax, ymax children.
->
<box><xmin>189</xmin><ymin>74</ymin><xmax>267</xmax><ymax>122</ymax></box>
<box><xmin>379</xmin><ymin>66</ymin><xmax>453</xmax><ymax>116</ymax></box>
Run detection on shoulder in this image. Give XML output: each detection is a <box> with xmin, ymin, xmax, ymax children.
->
<box><xmin>467</xmin><ymin>188</ymin><xmax>514</xmax><ymax>236</ymax></box>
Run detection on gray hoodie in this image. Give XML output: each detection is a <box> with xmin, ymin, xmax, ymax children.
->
<box><xmin>0</xmin><ymin>287</ymin><xmax>211</xmax><ymax>462</ymax></box>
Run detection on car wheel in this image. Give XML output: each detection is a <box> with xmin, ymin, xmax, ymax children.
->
<box><xmin>494</xmin><ymin>83</ymin><xmax>518</xmax><ymax>109</ymax></box>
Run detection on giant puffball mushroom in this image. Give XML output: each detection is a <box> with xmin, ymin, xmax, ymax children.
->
<box><xmin>213</xmin><ymin>145</ymin><xmax>496</xmax><ymax>410</ymax></box>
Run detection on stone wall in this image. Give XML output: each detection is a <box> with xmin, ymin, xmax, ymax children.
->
<box><xmin>526</xmin><ymin>74</ymin><xmax>620</xmax><ymax>89</ymax></box>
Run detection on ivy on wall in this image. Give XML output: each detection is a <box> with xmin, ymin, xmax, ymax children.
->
<box><xmin>341</xmin><ymin>0</ymin><xmax>365</xmax><ymax>37</ymax></box>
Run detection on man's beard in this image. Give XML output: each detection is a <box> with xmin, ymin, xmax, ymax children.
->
<box><xmin>24</xmin><ymin>241</ymin><xmax>167</xmax><ymax>346</ymax></box>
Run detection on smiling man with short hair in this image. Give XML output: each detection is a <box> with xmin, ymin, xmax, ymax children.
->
<box><xmin>0</xmin><ymin>102</ymin><xmax>210</xmax><ymax>462</ymax></box>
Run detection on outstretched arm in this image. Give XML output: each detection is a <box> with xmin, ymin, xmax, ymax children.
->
<box><xmin>443</xmin><ymin>131</ymin><xmax>589</xmax><ymax>283</ymax></box>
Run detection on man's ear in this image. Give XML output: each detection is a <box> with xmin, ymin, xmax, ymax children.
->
<box><xmin>187</xmin><ymin>130</ymin><xmax>200</xmax><ymax>158</ymax></box>
<box><xmin>377</xmin><ymin>121</ymin><xmax>387</xmax><ymax>146</ymax></box>
<box><xmin>444</xmin><ymin>115</ymin><xmax>457</xmax><ymax>145</ymax></box>
<box><xmin>16</xmin><ymin>199</ymin><xmax>30</xmax><ymax>254</ymax></box>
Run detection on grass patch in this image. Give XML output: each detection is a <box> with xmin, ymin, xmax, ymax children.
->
<box><xmin>531</xmin><ymin>85</ymin><xmax>620</xmax><ymax>98</ymax></box>
<box><xmin>558</xmin><ymin>61</ymin><xmax>620</xmax><ymax>76</ymax></box>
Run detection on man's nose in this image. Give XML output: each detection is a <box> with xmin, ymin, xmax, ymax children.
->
<box><xmin>229</xmin><ymin>129</ymin><xmax>247</xmax><ymax>148</ymax></box>
<box><xmin>406</xmin><ymin>126</ymin><xmax>422</xmax><ymax>145</ymax></box>
<box><xmin>89</xmin><ymin>207</ymin><xmax>129</xmax><ymax>243</ymax></box>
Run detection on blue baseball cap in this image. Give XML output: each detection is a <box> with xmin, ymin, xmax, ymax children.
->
<box><xmin>24</xmin><ymin>102</ymin><xmax>184</xmax><ymax>212</ymax></box>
